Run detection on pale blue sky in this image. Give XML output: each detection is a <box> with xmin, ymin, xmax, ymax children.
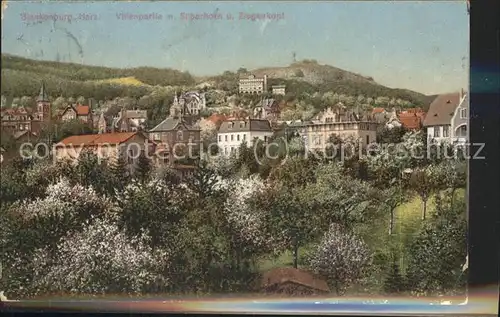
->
<box><xmin>1</xmin><ymin>1</ymin><xmax>469</xmax><ymax>95</ymax></box>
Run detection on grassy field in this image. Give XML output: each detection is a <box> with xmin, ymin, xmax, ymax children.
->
<box><xmin>256</xmin><ymin>189</ymin><xmax>466</xmax><ymax>294</ymax></box>
<box><xmin>92</xmin><ymin>76</ymin><xmax>147</xmax><ymax>86</ymax></box>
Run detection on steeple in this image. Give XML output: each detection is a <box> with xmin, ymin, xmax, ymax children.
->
<box><xmin>37</xmin><ymin>81</ymin><xmax>49</xmax><ymax>102</ymax></box>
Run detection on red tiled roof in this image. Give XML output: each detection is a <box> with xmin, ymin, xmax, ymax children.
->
<box><xmin>371</xmin><ymin>107</ymin><xmax>386</xmax><ymax>114</ymax></box>
<box><xmin>57</xmin><ymin>132</ymin><xmax>139</xmax><ymax>146</ymax></box>
<box><xmin>260</xmin><ymin>267</ymin><xmax>330</xmax><ymax>293</ymax></box>
<box><xmin>75</xmin><ymin>104</ymin><xmax>90</xmax><ymax>116</ymax></box>
<box><xmin>398</xmin><ymin>114</ymin><xmax>423</xmax><ymax>130</ymax></box>
<box><xmin>207</xmin><ymin>113</ymin><xmax>227</xmax><ymax>125</ymax></box>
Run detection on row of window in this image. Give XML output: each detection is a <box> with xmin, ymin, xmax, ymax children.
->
<box><xmin>309</xmin><ymin>123</ymin><xmax>366</xmax><ymax>131</ymax></box>
<box><xmin>310</xmin><ymin>134</ymin><xmax>370</xmax><ymax>146</ymax></box>
<box><xmin>219</xmin><ymin>133</ymin><xmax>247</xmax><ymax>142</ymax></box>
<box><xmin>434</xmin><ymin>126</ymin><xmax>451</xmax><ymax>138</ymax></box>
<box><xmin>433</xmin><ymin>125</ymin><xmax>467</xmax><ymax>138</ymax></box>
<box><xmin>227</xmin><ymin>122</ymin><xmax>247</xmax><ymax>129</ymax></box>
<box><xmin>150</xmin><ymin>132</ymin><xmax>196</xmax><ymax>142</ymax></box>
<box><xmin>18</xmin><ymin>123</ymin><xmax>31</xmax><ymax>131</ymax></box>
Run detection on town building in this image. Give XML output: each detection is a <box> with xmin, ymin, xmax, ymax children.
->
<box><xmin>398</xmin><ymin>108</ymin><xmax>426</xmax><ymax>131</ymax></box>
<box><xmin>451</xmin><ymin>92</ymin><xmax>468</xmax><ymax>143</ymax></box>
<box><xmin>171</xmin><ymin>91</ymin><xmax>206</xmax><ymax>116</ymax></box>
<box><xmin>96</xmin><ymin>109</ymin><xmax>148</xmax><ymax>134</ymax></box>
<box><xmin>59</xmin><ymin>99</ymin><xmax>95</xmax><ymax>124</ymax></box>
<box><xmin>303</xmin><ymin>106</ymin><xmax>379</xmax><ymax>152</ymax></box>
<box><xmin>238</xmin><ymin>74</ymin><xmax>268</xmax><ymax>94</ymax></box>
<box><xmin>148</xmin><ymin>105</ymin><xmax>201</xmax><ymax>166</ymax></box>
<box><xmin>111</xmin><ymin>109</ymin><xmax>148</xmax><ymax>133</ymax></box>
<box><xmin>371</xmin><ymin>107</ymin><xmax>390</xmax><ymax>124</ymax></box>
<box><xmin>53</xmin><ymin>131</ymin><xmax>153</xmax><ymax>172</ymax></box>
<box><xmin>253</xmin><ymin>98</ymin><xmax>281</xmax><ymax>121</ymax></box>
<box><xmin>271</xmin><ymin>85</ymin><xmax>286</xmax><ymax>95</ymax></box>
<box><xmin>423</xmin><ymin>90</ymin><xmax>468</xmax><ymax>143</ymax></box>
<box><xmin>217</xmin><ymin>118</ymin><xmax>274</xmax><ymax>156</ymax></box>
<box><xmin>0</xmin><ymin>82</ymin><xmax>51</xmax><ymax>136</ymax></box>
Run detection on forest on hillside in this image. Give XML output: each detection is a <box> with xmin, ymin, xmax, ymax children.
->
<box><xmin>1</xmin><ymin>54</ymin><xmax>438</xmax><ymax>128</ymax></box>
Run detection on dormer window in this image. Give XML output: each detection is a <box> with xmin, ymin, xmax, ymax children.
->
<box><xmin>177</xmin><ymin>130</ymin><xmax>183</xmax><ymax>140</ymax></box>
<box><xmin>228</xmin><ymin>122</ymin><xmax>234</xmax><ymax>129</ymax></box>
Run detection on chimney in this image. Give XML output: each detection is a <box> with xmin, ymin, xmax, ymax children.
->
<box><xmin>460</xmin><ymin>88</ymin><xmax>464</xmax><ymax>100</ymax></box>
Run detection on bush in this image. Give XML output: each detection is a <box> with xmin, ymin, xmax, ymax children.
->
<box><xmin>405</xmin><ymin>194</ymin><xmax>467</xmax><ymax>295</ymax></box>
<box><xmin>383</xmin><ymin>260</ymin><xmax>406</xmax><ymax>294</ymax></box>
<box><xmin>308</xmin><ymin>224</ymin><xmax>372</xmax><ymax>295</ymax></box>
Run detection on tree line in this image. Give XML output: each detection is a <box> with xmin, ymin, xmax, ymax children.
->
<box><xmin>0</xmin><ymin>129</ymin><xmax>467</xmax><ymax>299</ymax></box>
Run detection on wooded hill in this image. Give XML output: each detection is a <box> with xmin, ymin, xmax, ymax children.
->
<box><xmin>1</xmin><ymin>54</ymin><xmax>434</xmax><ymax>109</ymax></box>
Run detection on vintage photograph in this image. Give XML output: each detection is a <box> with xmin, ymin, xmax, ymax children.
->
<box><xmin>1</xmin><ymin>1</ymin><xmax>469</xmax><ymax>302</ymax></box>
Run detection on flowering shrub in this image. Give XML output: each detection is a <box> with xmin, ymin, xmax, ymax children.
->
<box><xmin>0</xmin><ymin>178</ymin><xmax>119</xmax><ymax>298</ymax></box>
<box><xmin>199</xmin><ymin>118</ymin><xmax>217</xmax><ymax>142</ymax></box>
<box><xmin>223</xmin><ymin>175</ymin><xmax>272</xmax><ymax>251</ymax></box>
<box><xmin>308</xmin><ymin>223</ymin><xmax>372</xmax><ymax>295</ymax></box>
<box><xmin>18</xmin><ymin>177</ymin><xmax>116</xmax><ymax>221</ymax></box>
<box><xmin>29</xmin><ymin>216</ymin><xmax>170</xmax><ymax>295</ymax></box>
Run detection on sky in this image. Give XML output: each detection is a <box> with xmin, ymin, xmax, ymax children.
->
<box><xmin>1</xmin><ymin>1</ymin><xmax>469</xmax><ymax>95</ymax></box>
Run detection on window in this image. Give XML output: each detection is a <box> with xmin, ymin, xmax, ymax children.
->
<box><xmin>218</xmin><ymin>135</ymin><xmax>221</xmax><ymax>142</ymax></box>
<box><xmin>243</xmin><ymin>134</ymin><xmax>247</xmax><ymax>141</ymax></box>
<box><xmin>456</xmin><ymin>125</ymin><xmax>467</xmax><ymax>137</ymax></box>
<box><xmin>231</xmin><ymin>134</ymin><xmax>234</xmax><ymax>141</ymax></box>
<box><xmin>460</xmin><ymin>108</ymin><xmax>467</xmax><ymax>119</ymax></box>
<box><xmin>443</xmin><ymin>126</ymin><xmax>450</xmax><ymax>137</ymax></box>
<box><xmin>237</xmin><ymin>134</ymin><xmax>240</xmax><ymax>141</ymax></box>
<box><xmin>127</xmin><ymin>150</ymin><xmax>133</xmax><ymax>164</ymax></box>
<box><xmin>366</xmin><ymin>135</ymin><xmax>370</xmax><ymax>145</ymax></box>
<box><xmin>314</xmin><ymin>136</ymin><xmax>320</xmax><ymax>145</ymax></box>
<box><xmin>177</xmin><ymin>130</ymin><xmax>183</xmax><ymax>141</ymax></box>
<box><xmin>225</xmin><ymin>135</ymin><xmax>228</xmax><ymax>141</ymax></box>
<box><xmin>434</xmin><ymin>127</ymin><xmax>440</xmax><ymax>137</ymax></box>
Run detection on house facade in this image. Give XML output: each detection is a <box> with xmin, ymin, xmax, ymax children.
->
<box><xmin>217</xmin><ymin>118</ymin><xmax>274</xmax><ymax>156</ymax></box>
<box><xmin>304</xmin><ymin>106</ymin><xmax>379</xmax><ymax>152</ymax></box>
<box><xmin>0</xmin><ymin>83</ymin><xmax>51</xmax><ymax>136</ymax></box>
<box><xmin>271</xmin><ymin>85</ymin><xmax>286</xmax><ymax>95</ymax></box>
<box><xmin>450</xmin><ymin>92</ymin><xmax>468</xmax><ymax>143</ymax></box>
<box><xmin>239</xmin><ymin>74</ymin><xmax>268</xmax><ymax>94</ymax></box>
<box><xmin>172</xmin><ymin>91</ymin><xmax>206</xmax><ymax>116</ymax></box>
<box><xmin>148</xmin><ymin>111</ymin><xmax>201</xmax><ymax>165</ymax></box>
<box><xmin>54</xmin><ymin>132</ymin><xmax>153</xmax><ymax>172</ymax></box>
<box><xmin>253</xmin><ymin>98</ymin><xmax>281</xmax><ymax>122</ymax></box>
<box><xmin>111</xmin><ymin>109</ymin><xmax>148</xmax><ymax>133</ymax></box>
<box><xmin>59</xmin><ymin>101</ymin><xmax>93</xmax><ymax>124</ymax></box>
<box><xmin>423</xmin><ymin>91</ymin><xmax>467</xmax><ymax>143</ymax></box>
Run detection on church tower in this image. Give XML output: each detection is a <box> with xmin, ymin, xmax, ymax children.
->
<box><xmin>36</xmin><ymin>81</ymin><xmax>51</xmax><ymax>123</ymax></box>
